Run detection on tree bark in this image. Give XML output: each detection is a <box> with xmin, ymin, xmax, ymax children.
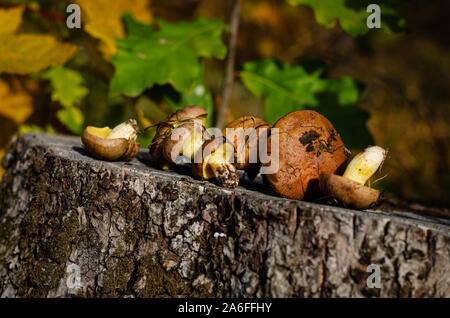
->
<box><xmin>0</xmin><ymin>133</ymin><xmax>449</xmax><ymax>298</ymax></box>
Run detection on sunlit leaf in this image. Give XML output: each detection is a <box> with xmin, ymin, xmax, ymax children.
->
<box><xmin>0</xmin><ymin>6</ymin><xmax>23</xmax><ymax>36</ymax></box>
<box><xmin>287</xmin><ymin>0</ymin><xmax>404</xmax><ymax>36</ymax></box>
<box><xmin>57</xmin><ymin>106</ymin><xmax>84</xmax><ymax>135</ymax></box>
<box><xmin>110</xmin><ymin>14</ymin><xmax>228</xmax><ymax>97</ymax></box>
<box><xmin>240</xmin><ymin>59</ymin><xmax>373</xmax><ymax>149</ymax></box>
<box><xmin>0</xmin><ymin>8</ymin><xmax>77</xmax><ymax>75</ymax></box>
<box><xmin>0</xmin><ymin>79</ymin><xmax>33</xmax><ymax>124</ymax></box>
<box><xmin>41</xmin><ymin>66</ymin><xmax>88</xmax><ymax>108</ymax></box>
<box><xmin>76</xmin><ymin>0</ymin><xmax>152</xmax><ymax>59</ymax></box>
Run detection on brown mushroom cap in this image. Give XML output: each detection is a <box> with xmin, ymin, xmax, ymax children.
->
<box><xmin>168</xmin><ymin>105</ymin><xmax>208</xmax><ymax>123</ymax></box>
<box><xmin>152</xmin><ymin>106</ymin><xmax>206</xmax><ymax>141</ymax></box>
<box><xmin>150</xmin><ymin>106</ymin><xmax>207</xmax><ymax>167</ymax></box>
<box><xmin>149</xmin><ymin>136</ymin><xmax>171</xmax><ymax>169</ymax></box>
<box><xmin>319</xmin><ymin>173</ymin><xmax>380</xmax><ymax>209</ymax></box>
<box><xmin>121</xmin><ymin>140</ymin><xmax>141</xmax><ymax>162</ymax></box>
<box><xmin>82</xmin><ymin>126</ymin><xmax>130</xmax><ymax>161</ymax></box>
<box><xmin>264</xmin><ymin>110</ymin><xmax>347</xmax><ymax>200</ymax></box>
<box><xmin>223</xmin><ymin>116</ymin><xmax>271</xmax><ymax>170</ymax></box>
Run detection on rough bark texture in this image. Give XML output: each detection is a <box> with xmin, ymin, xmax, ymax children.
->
<box><xmin>0</xmin><ymin>133</ymin><xmax>449</xmax><ymax>298</ymax></box>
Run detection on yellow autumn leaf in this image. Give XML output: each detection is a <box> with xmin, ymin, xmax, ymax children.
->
<box><xmin>0</xmin><ymin>6</ymin><xmax>24</xmax><ymax>35</ymax></box>
<box><xmin>0</xmin><ymin>7</ymin><xmax>78</xmax><ymax>75</ymax></box>
<box><xmin>0</xmin><ymin>34</ymin><xmax>78</xmax><ymax>74</ymax></box>
<box><xmin>77</xmin><ymin>0</ymin><xmax>152</xmax><ymax>59</ymax></box>
<box><xmin>0</xmin><ymin>79</ymin><xmax>33</xmax><ymax>124</ymax></box>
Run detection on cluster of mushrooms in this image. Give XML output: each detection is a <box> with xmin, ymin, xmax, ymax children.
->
<box><xmin>81</xmin><ymin>105</ymin><xmax>387</xmax><ymax>210</ymax></box>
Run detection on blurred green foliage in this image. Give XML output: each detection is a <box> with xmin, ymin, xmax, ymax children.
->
<box><xmin>41</xmin><ymin>66</ymin><xmax>88</xmax><ymax>108</ymax></box>
<box><xmin>56</xmin><ymin>106</ymin><xmax>84</xmax><ymax>135</ymax></box>
<box><xmin>287</xmin><ymin>0</ymin><xmax>404</xmax><ymax>36</ymax></box>
<box><xmin>241</xmin><ymin>59</ymin><xmax>372</xmax><ymax>148</ymax></box>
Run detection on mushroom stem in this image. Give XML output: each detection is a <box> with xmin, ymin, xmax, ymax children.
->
<box><xmin>193</xmin><ymin>137</ymin><xmax>240</xmax><ymax>188</ymax></box>
<box><xmin>207</xmin><ymin>159</ymin><xmax>239</xmax><ymax>189</ymax></box>
<box><xmin>342</xmin><ymin>146</ymin><xmax>387</xmax><ymax>185</ymax></box>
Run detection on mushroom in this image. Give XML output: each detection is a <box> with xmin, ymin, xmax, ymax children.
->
<box><xmin>319</xmin><ymin>146</ymin><xmax>387</xmax><ymax>209</ymax></box>
<box><xmin>150</xmin><ymin>106</ymin><xmax>207</xmax><ymax>169</ymax></box>
<box><xmin>223</xmin><ymin>116</ymin><xmax>272</xmax><ymax>179</ymax></box>
<box><xmin>81</xmin><ymin>119</ymin><xmax>140</xmax><ymax>161</ymax></box>
<box><xmin>264</xmin><ymin>110</ymin><xmax>347</xmax><ymax>200</ymax></box>
<box><xmin>192</xmin><ymin>136</ymin><xmax>239</xmax><ymax>188</ymax></box>
<box><xmin>162</xmin><ymin>121</ymin><xmax>205</xmax><ymax>165</ymax></box>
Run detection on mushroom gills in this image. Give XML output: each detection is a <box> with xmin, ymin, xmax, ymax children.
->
<box><xmin>105</xmin><ymin>119</ymin><xmax>138</xmax><ymax>140</ymax></box>
<box><xmin>342</xmin><ymin>146</ymin><xmax>387</xmax><ymax>185</ymax></box>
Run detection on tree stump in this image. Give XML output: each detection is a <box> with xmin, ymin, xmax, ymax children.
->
<box><xmin>0</xmin><ymin>133</ymin><xmax>449</xmax><ymax>298</ymax></box>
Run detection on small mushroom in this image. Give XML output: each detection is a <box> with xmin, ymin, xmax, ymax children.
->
<box><xmin>264</xmin><ymin>110</ymin><xmax>347</xmax><ymax>200</ymax></box>
<box><xmin>81</xmin><ymin>119</ymin><xmax>140</xmax><ymax>161</ymax></box>
<box><xmin>319</xmin><ymin>146</ymin><xmax>387</xmax><ymax>209</ymax></box>
<box><xmin>162</xmin><ymin>121</ymin><xmax>205</xmax><ymax>165</ymax></box>
<box><xmin>192</xmin><ymin>136</ymin><xmax>239</xmax><ymax>188</ymax></box>
<box><xmin>150</xmin><ymin>106</ymin><xmax>207</xmax><ymax>169</ymax></box>
<box><xmin>223</xmin><ymin>116</ymin><xmax>271</xmax><ymax>179</ymax></box>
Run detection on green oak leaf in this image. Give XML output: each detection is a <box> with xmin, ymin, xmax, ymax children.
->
<box><xmin>287</xmin><ymin>0</ymin><xmax>404</xmax><ymax>36</ymax></box>
<box><xmin>240</xmin><ymin>59</ymin><xmax>373</xmax><ymax>149</ymax></box>
<box><xmin>41</xmin><ymin>66</ymin><xmax>88</xmax><ymax>108</ymax></box>
<box><xmin>110</xmin><ymin>13</ymin><xmax>228</xmax><ymax>97</ymax></box>
<box><xmin>57</xmin><ymin>106</ymin><xmax>84</xmax><ymax>135</ymax></box>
